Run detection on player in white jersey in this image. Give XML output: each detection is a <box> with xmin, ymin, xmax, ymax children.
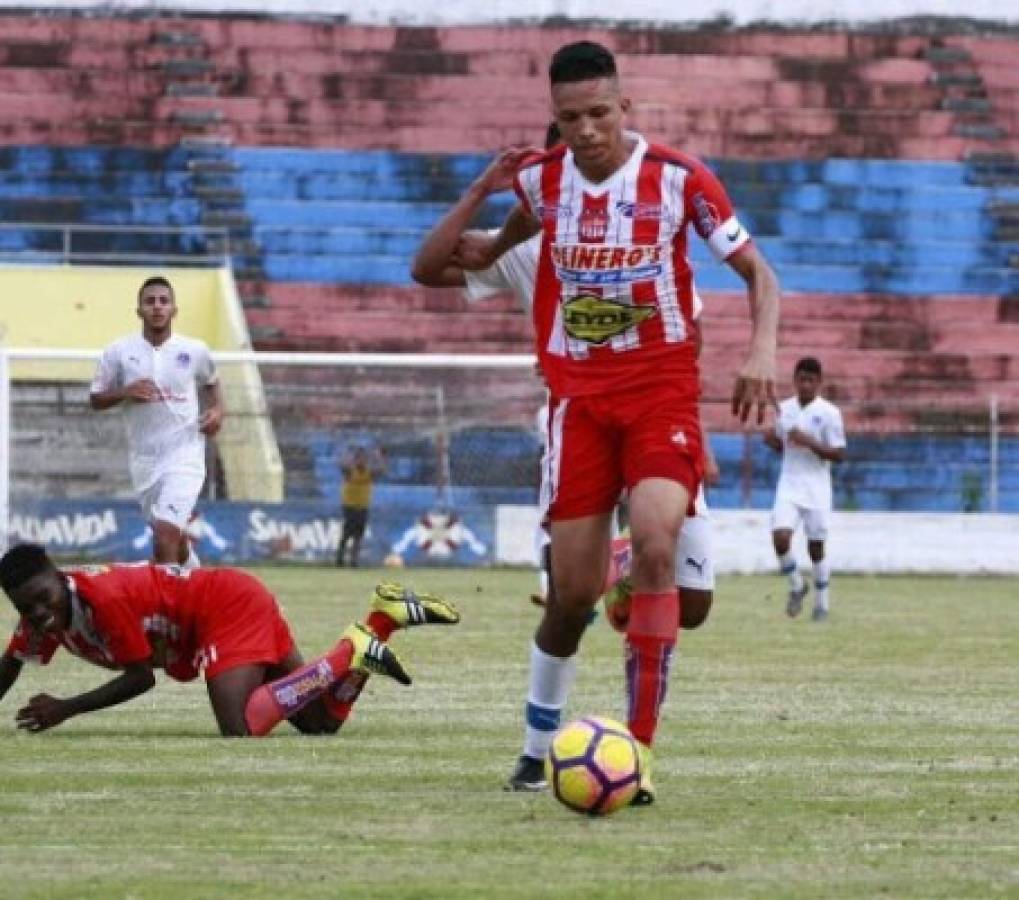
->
<box><xmin>89</xmin><ymin>276</ymin><xmax>224</xmax><ymax>568</ymax></box>
<box><xmin>763</xmin><ymin>357</ymin><xmax>846</xmax><ymax>621</ymax></box>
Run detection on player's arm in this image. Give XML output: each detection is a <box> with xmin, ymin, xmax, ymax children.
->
<box><xmin>761</xmin><ymin>427</ymin><xmax>784</xmax><ymax>454</ymax></box>
<box><xmin>0</xmin><ymin>653</ymin><xmax>24</xmax><ymax>703</ymax></box>
<box><xmin>199</xmin><ymin>379</ymin><xmax>225</xmax><ymax>436</ymax></box>
<box><xmin>726</xmin><ymin>243</ymin><xmax>780</xmax><ymax>425</ymax></box>
<box><xmin>14</xmin><ymin>661</ymin><xmax>156</xmax><ymax>733</ymax></box>
<box><xmin>702</xmin><ymin>430</ymin><xmax>720</xmax><ymax>486</ymax></box>
<box><xmin>411</xmin><ymin>147</ymin><xmax>537</xmax><ymax>286</ymax></box>
<box><xmin>89</xmin><ymin>380</ymin><xmax>162</xmax><ymax>410</ymax></box>
<box><xmin>787</xmin><ymin>429</ymin><xmax>846</xmax><ymax>463</ymax></box>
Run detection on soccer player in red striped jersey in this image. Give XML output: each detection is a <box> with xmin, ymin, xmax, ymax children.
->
<box><xmin>0</xmin><ymin>543</ymin><xmax>458</xmax><ymax>736</ymax></box>
<box><xmin>458</xmin><ymin>41</ymin><xmax>779</xmax><ymax>801</ymax></box>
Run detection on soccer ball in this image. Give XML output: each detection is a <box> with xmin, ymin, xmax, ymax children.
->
<box><xmin>545</xmin><ymin>716</ymin><xmax>642</xmax><ymax>815</ymax></box>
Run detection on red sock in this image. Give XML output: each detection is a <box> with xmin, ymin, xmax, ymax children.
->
<box><xmin>321</xmin><ymin>669</ymin><xmax>369</xmax><ymax>723</ymax></box>
<box><xmin>244</xmin><ymin>639</ymin><xmax>354</xmax><ymax>736</ymax></box>
<box><xmin>320</xmin><ymin>610</ymin><xmax>396</xmax><ymax>723</ymax></box>
<box><xmin>366</xmin><ymin>610</ymin><xmax>397</xmax><ymax>641</ymax></box>
<box><xmin>625</xmin><ymin>589</ymin><xmax>680</xmax><ymax>747</ymax></box>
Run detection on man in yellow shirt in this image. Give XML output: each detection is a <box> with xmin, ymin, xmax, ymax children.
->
<box><xmin>336</xmin><ymin>447</ymin><xmax>386</xmax><ymax>567</ymax></box>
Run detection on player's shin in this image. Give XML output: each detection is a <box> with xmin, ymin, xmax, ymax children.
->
<box><xmin>625</xmin><ymin>589</ymin><xmax>680</xmax><ymax>747</ymax></box>
<box><xmin>244</xmin><ymin>641</ymin><xmax>355</xmax><ymax>736</ymax></box>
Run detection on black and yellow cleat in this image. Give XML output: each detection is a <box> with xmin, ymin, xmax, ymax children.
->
<box><xmin>504</xmin><ymin>754</ymin><xmax>548</xmax><ymax>792</ymax></box>
<box><xmin>343</xmin><ymin>623</ymin><xmax>412</xmax><ymax>686</ymax></box>
<box><xmin>630</xmin><ymin>741</ymin><xmax>656</xmax><ymax>807</ymax></box>
<box><xmin>371</xmin><ymin>582</ymin><xmax>460</xmax><ymax>628</ymax></box>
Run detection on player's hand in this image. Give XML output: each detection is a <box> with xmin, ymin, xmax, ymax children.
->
<box><xmin>199</xmin><ymin>405</ymin><xmax>224</xmax><ymax>436</ymax></box>
<box><xmin>703</xmin><ymin>453</ymin><xmax>721</xmax><ymax>486</ymax></box>
<box><xmin>123</xmin><ymin>378</ymin><xmax>162</xmax><ymax>403</ymax></box>
<box><xmin>731</xmin><ymin>355</ymin><xmax>777</xmax><ymax>425</ymax></box>
<box><xmin>16</xmin><ymin>693</ymin><xmax>70</xmax><ymax>732</ymax></box>
<box><xmin>787</xmin><ymin>427</ymin><xmax>809</xmax><ymax>447</ymax></box>
<box><xmin>473</xmin><ymin>146</ymin><xmax>540</xmax><ymax>195</ymax></box>
<box><xmin>452</xmin><ymin>230</ymin><xmax>500</xmax><ymax>271</ymax></box>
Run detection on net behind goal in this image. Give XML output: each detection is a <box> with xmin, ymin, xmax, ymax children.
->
<box><xmin>1</xmin><ymin>349</ymin><xmax>546</xmax><ymax>566</ymax></box>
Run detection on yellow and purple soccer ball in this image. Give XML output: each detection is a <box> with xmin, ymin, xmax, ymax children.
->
<box><xmin>545</xmin><ymin>716</ymin><xmax>642</xmax><ymax>815</ymax></box>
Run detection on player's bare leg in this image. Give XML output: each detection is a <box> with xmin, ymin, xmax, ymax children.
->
<box><xmin>679</xmin><ymin>589</ymin><xmax>713</xmax><ymax>628</ymax></box>
<box><xmin>807</xmin><ymin>539</ymin><xmax>830</xmax><ymax>621</ymax></box>
<box><xmin>773</xmin><ymin>528</ymin><xmax>808</xmax><ymax>616</ymax></box>
<box><xmin>207</xmin><ymin>662</ymin><xmax>273</xmax><ymax>736</ymax></box>
<box><xmin>151</xmin><ymin>519</ymin><xmax>185</xmax><ymax>565</ymax></box>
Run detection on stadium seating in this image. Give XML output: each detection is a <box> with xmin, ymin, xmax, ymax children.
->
<box><xmin>1</xmin><ymin>12</ymin><xmax>1017</xmax><ymax>510</ymax></box>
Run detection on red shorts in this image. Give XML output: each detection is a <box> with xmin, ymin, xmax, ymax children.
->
<box><xmin>191</xmin><ymin>570</ymin><xmax>296</xmax><ymax>679</ymax></box>
<box><xmin>544</xmin><ymin>381</ymin><xmax>704</xmax><ymax>521</ymax></box>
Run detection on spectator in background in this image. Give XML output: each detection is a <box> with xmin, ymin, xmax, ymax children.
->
<box><xmin>89</xmin><ymin>275</ymin><xmax>224</xmax><ymax>569</ymax></box>
<box><xmin>336</xmin><ymin>446</ymin><xmax>386</xmax><ymax>568</ymax></box>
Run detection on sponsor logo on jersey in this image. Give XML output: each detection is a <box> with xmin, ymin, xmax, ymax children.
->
<box><xmin>615</xmin><ymin>201</ymin><xmax>664</xmax><ymax>221</ymax></box>
<box><xmin>551</xmin><ymin>243</ymin><xmax>665</xmax><ymax>285</ymax></box>
<box><xmin>561</xmin><ymin>294</ymin><xmax>657</xmax><ymax>344</ymax></box>
<box><xmin>578</xmin><ymin>193</ymin><xmax>610</xmax><ymax>242</ymax></box>
<box><xmin>692</xmin><ymin>192</ymin><xmax>721</xmax><ymax>236</ymax></box>
<box><xmin>536</xmin><ymin>203</ymin><xmax>571</xmax><ymax>222</ymax></box>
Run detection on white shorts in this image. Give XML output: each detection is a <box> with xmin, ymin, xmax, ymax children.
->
<box><xmin>771</xmin><ymin>497</ymin><xmax>830</xmax><ymax>542</ymax></box>
<box><xmin>138</xmin><ymin>469</ymin><xmax>205</xmax><ymax>531</ymax></box>
<box><xmin>675</xmin><ymin>512</ymin><xmax>714</xmax><ymax>591</ymax></box>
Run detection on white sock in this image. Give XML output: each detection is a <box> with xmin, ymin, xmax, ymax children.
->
<box><xmin>779</xmin><ymin>551</ymin><xmax>804</xmax><ymax>591</ymax></box>
<box><xmin>537</xmin><ymin>569</ymin><xmax>549</xmax><ymax>600</ymax></box>
<box><xmin>182</xmin><ymin>546</ymin><xmax>201</xmax><ymax>572</ymax></box>
<box><xmin>813</xmin><ymin>559</ymin><xmax>831</xmax><ymax>610</ymax></box>
<box><xmin>523</xmin><ymin>641</ymin><xmax>576</xmax><ymax>761</ymax></box>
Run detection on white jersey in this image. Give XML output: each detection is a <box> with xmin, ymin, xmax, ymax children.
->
<box><xmin>463</xmin><ymin>231</ymin><xmax>704</xmax><ymax>318</ymax></box>
<box><xmin>90</xmin><ymin>333</ymin><xmax>218</xmax><ymax>493</ymax></box>
<box><xmin>774</xmin><ymin>396</ymin><xmax>846</xmax><ymax>510</ymax></box>
<box><xmin>464</xmin><ymin>233</ymin><xmax>541</xmax><ymax>311</ymax></box>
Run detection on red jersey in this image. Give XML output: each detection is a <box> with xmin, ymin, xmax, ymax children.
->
<box><xmin>513</xmin><ymin>132</ymin><xmax>751</xmax><ymax>398</ymax></box>
<box><xmin>5</xmin><ymin>564</ymin><xmax>253</xmax><ymax>682</ymax></box>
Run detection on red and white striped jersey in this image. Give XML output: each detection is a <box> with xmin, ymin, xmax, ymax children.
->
<box><xmin>513</xmin><ymin>132</ymin><xmax>750</xmax><ymax>397</ymax></box>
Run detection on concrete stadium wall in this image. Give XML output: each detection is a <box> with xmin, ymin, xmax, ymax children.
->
<box><xmin>496</xmin><ymin>506</ymin><xmax>1019</xmax><ymax>574</ymax></box>
<box><xmin>0</xmin><ymin>0</ymin><xmax>1013</xmax><ymax>25</ymax></box>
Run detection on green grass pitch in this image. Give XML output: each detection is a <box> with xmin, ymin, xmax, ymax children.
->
<box><xmin>0</xmin><ymin>568</ymin><xmax>1016</xmax><ymax>899</ymax></box>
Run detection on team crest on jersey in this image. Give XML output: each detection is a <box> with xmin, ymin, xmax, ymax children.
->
<box><xmin>561</xmin><ymin>294</ymin><xmax>657</xmax><ymax>344</ymax></box>
<box><xmin>176</xmin><ymin>351</ymin><xmax>191</xmax><ymax>368</ymax></box>
<box><xmin>578</xmin><ymin>193</ymin><xmax>610</xmax><ymax>242</ymax></box>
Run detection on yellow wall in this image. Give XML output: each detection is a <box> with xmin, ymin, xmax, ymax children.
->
<box><xmin>0</xmin><ymin>266</ymin><xmax>231</xmax><ymax>348</ymax></box>
<box><xmin>0</xmin><ymin>265</ymin><xmax>283</xmax><ymax>502</ymax></box>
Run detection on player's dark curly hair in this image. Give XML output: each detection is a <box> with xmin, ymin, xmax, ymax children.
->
<box><xmin>794</xmin><ymin>357</ymin><xmax>823</xmax><ymax>377</ymax></box>
<box><xmin>0</xmin><ymin>543</ymin><xmax>54</xmax><ymax>594</ymax></box>
<box><xmin>549</xmin><ymin>41</ymin><xmax>617</xmax><ymax>85</ymax></box>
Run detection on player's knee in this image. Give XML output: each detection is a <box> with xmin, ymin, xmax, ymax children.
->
<box><xmin>151</xmin><ymin>522</ymin><xmax>183</xmax><ymax>563</ymax></box>
<box><xmin>772</xmin><ymin>531</ymin><xmax>792</xmax><ymax>555</ymax></box>
<box><xmin>630</xmin><ymin>535</ymin><xmax>675</xmax><ymax>588</ymax></box>
<box><xmin>680</xmin><ymin>590</ymin><xmax>713</xmax><ymax>629</ymax></box>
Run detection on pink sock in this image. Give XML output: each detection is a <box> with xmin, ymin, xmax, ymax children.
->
<box><xmin>244</xmin><ymin>639</ymin><xmax>354</xmax><ymax>736</ymax></box>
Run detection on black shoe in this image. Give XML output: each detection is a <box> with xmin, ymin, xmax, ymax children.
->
<box><xmin>504</xmin><ymin>755</ymin><xmax>547</xmax><ymax>792</ymax></box>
